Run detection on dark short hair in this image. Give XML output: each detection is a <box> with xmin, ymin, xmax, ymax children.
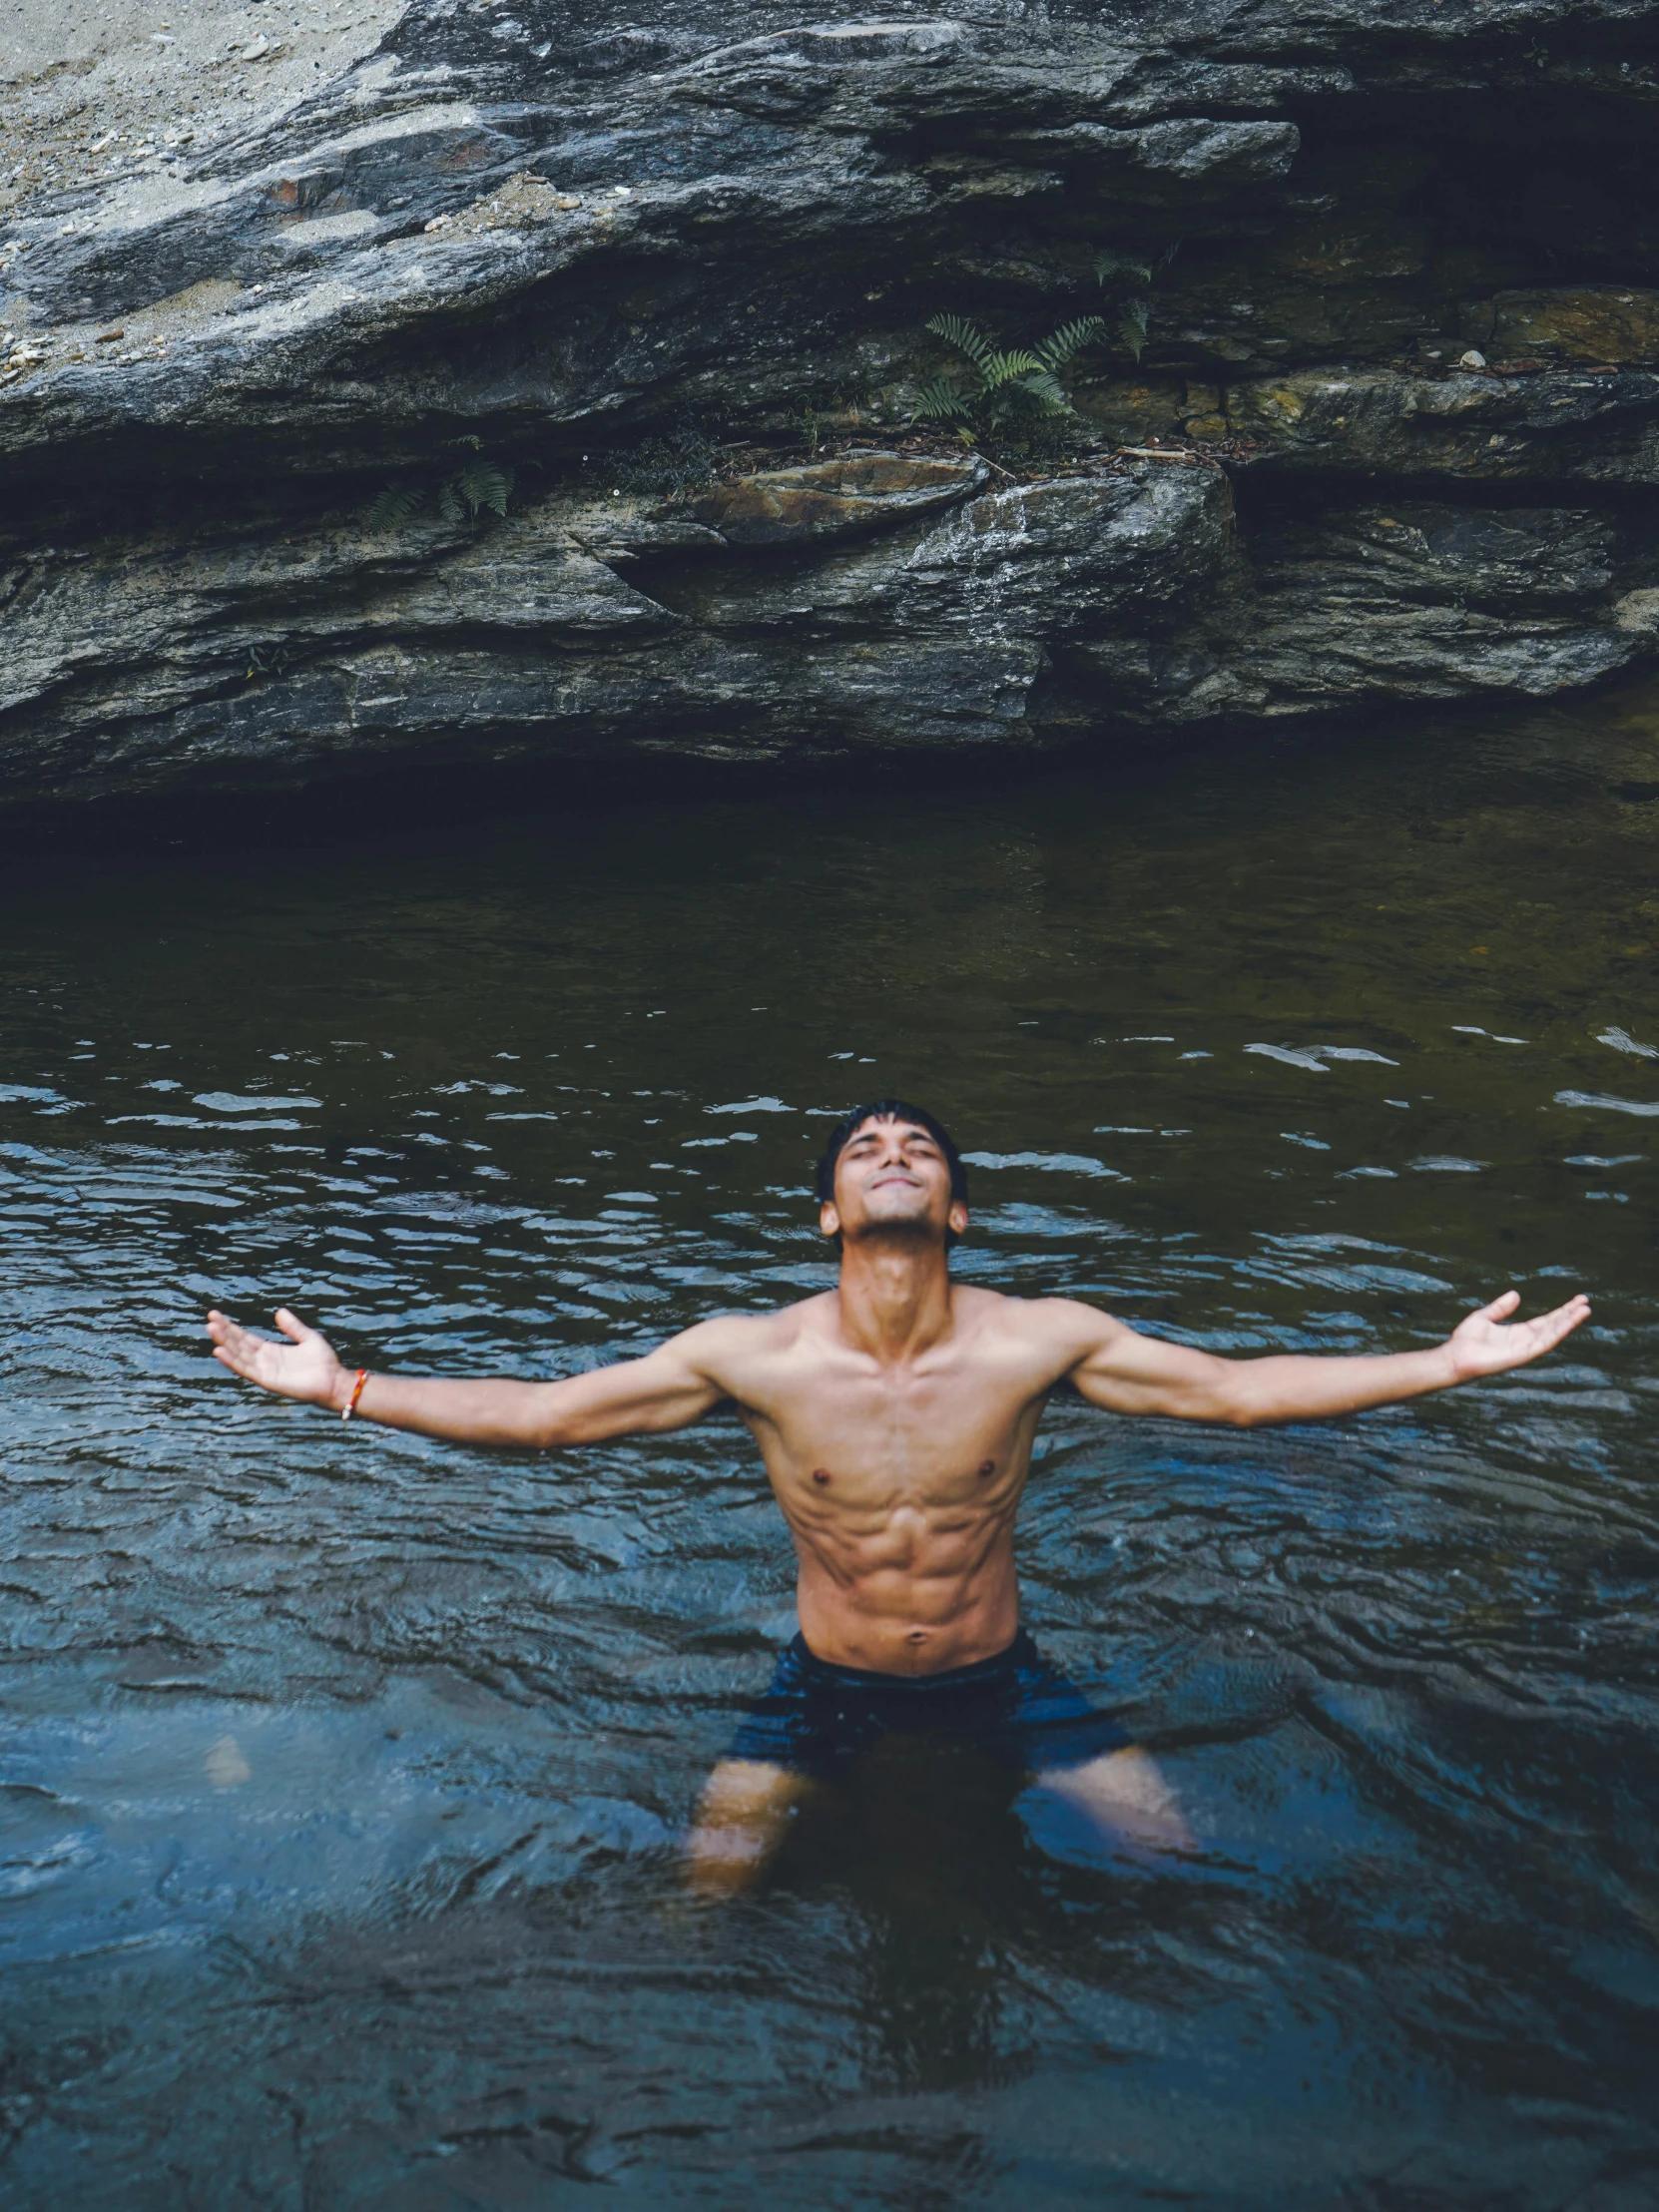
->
<box><xmin>816</xmin><ymin>1100</ymin><xmax>969</xmax><ymax>1216</ymax></box>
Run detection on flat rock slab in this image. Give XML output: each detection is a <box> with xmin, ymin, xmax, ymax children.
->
<box><xmin>690</xmin><ymin>453</ymin><xmax>988</xmax><ymax>545</ymax></box>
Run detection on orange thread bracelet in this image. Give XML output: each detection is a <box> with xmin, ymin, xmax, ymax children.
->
<box><xmin>341</xmin><ymin>1369</ymin><xmax>369</xmax><ymax>1422</ymax></box>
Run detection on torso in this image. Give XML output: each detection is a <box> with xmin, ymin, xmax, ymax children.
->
<box><xmin>706</xmin><ymin>1287</ymin><xmax>1089</xmax><ymax>1675</ymax></box>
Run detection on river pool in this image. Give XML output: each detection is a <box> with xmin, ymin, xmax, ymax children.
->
<box><xmin>3</xmin><ymin>695</ymin><xmax>1658</xmax><ymax>2209</ymax></box>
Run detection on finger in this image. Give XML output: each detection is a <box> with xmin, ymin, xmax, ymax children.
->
<box><xmin>1533</xmin><ymin>1299</ymin><xmax>1591</xmax><ymax>1349</ymax></box>
<box><xmin>1480</xmin><ymin>1291</ymin><xmax>1521</xmax><ymax>1321</ymax></box>
<box><xmin>275</xmin><ymin>1309</ymin><xmax>312</xmax><ymax>1344</ymax></box>
<box><xmin>1521</xmin><ymin>1296</ymin><xmax>1589</xmax><ymax>1337</ymax></box>
<box><xmin>1501</xmin><ymin>1301</ymin><xmax>1591</xmax><ymax>1366</ymax></box>
<box><xmin>217</xmin><ymin>1319</ymin><xmax>279</xmax><ymax>1374</ymax></box>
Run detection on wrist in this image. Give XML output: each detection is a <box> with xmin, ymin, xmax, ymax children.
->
<box><xmin>325</xmin><ymin>1365</ymin><xmax>353</xmax><ymax>1412</ymax></box>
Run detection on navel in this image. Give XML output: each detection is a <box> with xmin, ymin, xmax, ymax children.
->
<box><xmin>811</xmin><ymin>1466</ymin><xmax>831</xmax><ymax>1487</ymax></box>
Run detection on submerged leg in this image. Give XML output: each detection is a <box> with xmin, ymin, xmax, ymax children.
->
<box><xmin>1035</xmin><ymin>1746</ymin><xmax>1194</xmax><ymax>1857</ymax></box>
<box><xmin>684</xmin><ymin>1757</ymin><xmax>815</xmax><ymax>1898</ymax></box>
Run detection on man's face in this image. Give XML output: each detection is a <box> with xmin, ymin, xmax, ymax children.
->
<box><xmin>821</xmin><ymin>1116</ymin><xmax>968</xmax><ymax>1247</ymax></box>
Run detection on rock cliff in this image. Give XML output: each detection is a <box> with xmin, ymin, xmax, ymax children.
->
<box><xmin>3</xmin><ymin>0</ymin><xmax>1659</xmax><ymax>802</ymax></box>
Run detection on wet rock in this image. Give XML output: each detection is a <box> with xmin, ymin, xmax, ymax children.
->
<box><xmin>689</xmin><ymin>453</ymin><xmax>988</xmax><ymax>546</ymax></box>
<box><xmin>1614</xmin><ymin>588</ymin><xmax>1659</xmax><ymax>636</ymax></box>
<box><xmin>0</xmin><ymin>460</ymin><xmax>1231</xmax><ymax>798</ymax></box>
<box><xmin>1226</xmin><ymin>369</ymin><xmax>1659</xmax><ymax>487</ymax></box>
<box><xmin>1488</xmin><ymin>288</ymin><xmax>1659</xmax><ymax>367</ymax></box>
<box><xmin>1067</xmin><ymin>501</ymin><xmax>1658</xmax><ymax>726</ymax></box>
<box><xmin>2</xmin><ymin>0</ymin><xmax>1659</xmax><ymax>803</ymax></box>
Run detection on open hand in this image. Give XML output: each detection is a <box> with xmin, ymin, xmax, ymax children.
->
<box><xmin>1445</xmin><ymin>1290</ymin><xmax>1590</xmax><ymax>1382</ymax></box>
<box><xmin>206</xmin><ymin>1308</ymin><xmax>345</xmax><ymax>1407</ymax></box>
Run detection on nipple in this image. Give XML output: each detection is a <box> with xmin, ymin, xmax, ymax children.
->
<box><xmin>811</xmin><ymin>1467</ymin><xmax>831</xmax><ymax>1487</ymax></box>
<box><xmin>977</xmin><ymin>1459</ymin><xmax>995</xmax><ymax>1479</ymax></box>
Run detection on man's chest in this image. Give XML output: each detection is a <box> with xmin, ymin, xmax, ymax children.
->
<box><xmin>743</xmin><ymin>1360</ymin><xmax>1042</xmax><ymax>1498</ymax></box>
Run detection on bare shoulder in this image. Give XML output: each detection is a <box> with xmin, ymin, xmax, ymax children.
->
<box><xmin>955</xmin><ymin>1286</ymin><xmax>1126</xmax><ymax>1362</ymax></box>
<box><xmin>667</xmin><ymin>1295</ymin><xmax>834</xmax><ymax>1376</ymax></box>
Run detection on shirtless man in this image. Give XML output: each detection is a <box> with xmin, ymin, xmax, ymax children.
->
<box><xmin>206</xmin><ymin>1098</ymin><xmax>1590</xmax><ymax>1893</ymax></box>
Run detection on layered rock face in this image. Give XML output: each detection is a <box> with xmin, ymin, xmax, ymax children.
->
<box><xmin>3</xmin><ymin>0</ymin><xmax>1659</xmax><ymax>801</ymax></box>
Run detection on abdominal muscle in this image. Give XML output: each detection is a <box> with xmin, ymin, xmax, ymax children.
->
<box><xmin>785</xmin><ymin>1496</ymin><xmax>1023</xmax><ymax>1676</ymax></box>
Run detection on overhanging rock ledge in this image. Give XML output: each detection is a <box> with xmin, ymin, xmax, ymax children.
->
<box><xmin>3</xmin><ymin>0</ymin><xmax>1658</xmax><ymax>802</ymax></box>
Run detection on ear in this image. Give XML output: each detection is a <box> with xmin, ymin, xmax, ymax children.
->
<box><xmin>820</xmin><ymin>1200</ymin><xmax>841</xmax><ymax>1241</ymax></box>
<box><xmin>948</xmin><ymin>1201</ymin><xmax>968</xmax><ymax>1238</ymax></box>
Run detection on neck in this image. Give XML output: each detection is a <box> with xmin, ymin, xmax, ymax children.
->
<box><xmin>833</xmin><ymin>1232</ymin><xmax>954</xmax><ymax>1362</ymax></box>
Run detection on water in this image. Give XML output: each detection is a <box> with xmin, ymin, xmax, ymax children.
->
<box><xmin>3</xmin><ymin>692</ymin><xmax>1658</xmax><ymax>2210</ymax></box>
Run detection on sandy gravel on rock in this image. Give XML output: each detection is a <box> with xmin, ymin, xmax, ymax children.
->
<box><xmin>0</xmin><ymin>0</ymin><xmax>408</xmax><ymax>221</ymax></box>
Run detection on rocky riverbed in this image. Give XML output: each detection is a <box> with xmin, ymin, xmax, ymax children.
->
<box><xmin>3</xmin><ymin>0</ymin><xmax>1659</xmax><ymax>802</ymax></box>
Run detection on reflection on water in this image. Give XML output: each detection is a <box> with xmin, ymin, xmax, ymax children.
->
<box><xmin>3</xmin><ymin>687</ymin><xmax>1659</xmax><ymax>2209</ymax></box>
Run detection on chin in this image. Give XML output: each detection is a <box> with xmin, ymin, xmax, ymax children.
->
<box><xmin>848</xmin><ymin>1210</ymin><xmax>943</xmax><ymax>1243</ymax></box>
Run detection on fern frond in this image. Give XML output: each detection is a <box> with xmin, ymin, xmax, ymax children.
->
<box><xmin>978</xmin><ymin>348</ymin><xmax>1047</xmax><ymax>390</ymax></box>
<box><xmin>436</xmin><ymin>478</ymin><xmax>465</xmax><ymax>523</ymax></box>
<box><xmin>925</xmin><ymin>312</ymin><xmax>998</xmax><ymax>376</ymax></box>
<box><xmin>451</xmin><ymin>462</ymin><xmax>513</xmax><ymax>518</ymax></box>
<box><xmin>1116</xmin><ymin>296</ymin><xmax>1151</xmax><ymax>361</ymax></box>
<box><xmin>1009</xmin><ymin>368</ymin><xmax>1070</xmax><ymax>413</ymax></box>
<box><xmin>1094</xmin><ymin>250</ymin><xmax>1152</xmax><ymax>288</ymax></box>
<box><xmin>442</xmin><ymin>433</ymin><xmax>485</xmax><ymax>451</ymax></box>
<box><xmin>365</xmin><ymin>481</ymin><xmax>427</xmax><ymax>531</ymax></box>
<box><xmin>910</xmin><ymin>374</ymin><xmax>973</xmax><ymax>421</ymax></box>
<box><xmin>1034</xmin><ymin>315</ymin><xmax>1106</xmax><ymax>368</ymax></box>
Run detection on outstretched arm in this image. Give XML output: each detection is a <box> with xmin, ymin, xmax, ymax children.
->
<box><xmin>205</xmin><ymin>1307</ymin><xmax>735</xmax><ymax>1448</ymax></box>
<box><xmin>1066</xmin><ymin>1290</ymin><xmax>1591</xmax><ymax>1427</ymax></box>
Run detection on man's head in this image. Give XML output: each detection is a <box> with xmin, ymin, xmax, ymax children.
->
<box><xmin>815</xmin><ymin>1100</ymin><xmax>969</xmax><ymax>1251</ymax></box>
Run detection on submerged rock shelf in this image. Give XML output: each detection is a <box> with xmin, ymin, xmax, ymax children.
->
<box><xmin>2</xmin><ymin>0</ymin><xmax>1658</xmax><ymax>801</ymax></box>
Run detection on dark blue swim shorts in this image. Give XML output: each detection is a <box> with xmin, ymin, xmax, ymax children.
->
<box><xmin>727</xmin><ymin>1629</ymin><xmax>1131</xmax><ymax>1780</ymax></box>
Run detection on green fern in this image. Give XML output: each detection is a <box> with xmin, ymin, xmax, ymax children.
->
<box><xmin>992</xmin><ymin>349</ymin><xmax>1048</xmax><ymax>378</ymax></box>
<box><xmin>1116</xmin><ymin>297</ymin><xmax>1151</xmax><ymax>362</ymax></box>
<box><xmin>915</xmin><ymin>311</ymin><xmax>1105</xmax><ymax>449</ymax></box>
<box><xmin>910</xmin><ymin>372</ymin><xmax>974</xmax><ymax>422</ymax></box>
<box><xmin>1015</xmin><ymin>367</ymin><xmax>1069</xmax><ymax>411</ymax></box>
<box><xmin>1093</xmin><ymin>251</ymin><xmax>1153</xmax><ymax>289</ymax></box>
<box><xmin>450</xmin><ymin>462</ymin><xmax>514</xmax><ymax>519</ymax></box>
<box><xmin>1034</xmin><ymin>316</ymin><xmax>1106</xmax><ymax>369</ymax></box>
<box><xmin>924</xmin><ymin>312</ymin><xmax>1001</xmax><ymax>379</ymax></box>
<box><xmin>366</xmin><ymin>453</ymin><xmax>514</xmax><ymax>531</ymax></box>
<box><xmin>1093</xmin><ymin>242</ymin><xmax>1179</xmax><ymax>360</ymax></box>
<box><xmin>365</xmin><ymin>481</ymin><xmax>428</xmax><ymax>531</ymax></box>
